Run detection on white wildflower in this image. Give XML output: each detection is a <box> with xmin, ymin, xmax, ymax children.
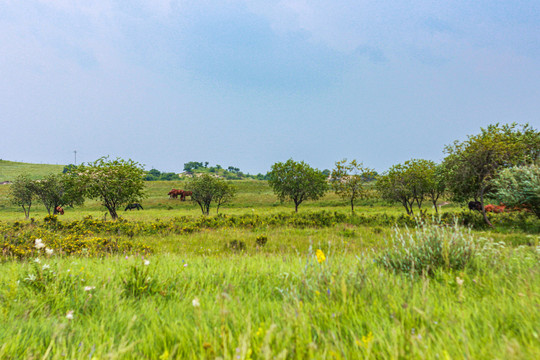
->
<box><xmin>456</xmin><ymin>277</ymin><xmax>464</xmax><ymax>286</ymax></box>
<box><xmin>34</xmin><ymin>239</ymin><xmax>45</xmax><ymax>249</ymax></box>
<box><xmin>45</xmin><ymin>248</ymin><xmax>54</xmax><ymax>255</ymax></box>
<box><xmin>34</xmin><ymin>258</ymin><xmax>41</xmax><ymax>263</ymax></box>
<box><xmin>144</xmin><ymin>260</ymin><xmax>150</xmax><ymax>266</ymax></box>
<box><xmin>84</xmin><ymin>286</ymin><xmax>96</xmax><ymax>292</ymax></box>
<box><xmin>66</xmin><ymin>310</ymin><xmax>74</xmax><ymax>320</ymax></box>
<box><xmin>42</xmin><ymin>264</ymin><xmax>50</xmax><ymax>270</ymax></box>
<box><xmin>192</xmin><ymin>298</ymin><xmax>200</xmax><ymax>307</ymax></box>
<box><xmin>25</xmin><ymin>274</ymin><xmax>36</xmax><ymax>282</ymax></box>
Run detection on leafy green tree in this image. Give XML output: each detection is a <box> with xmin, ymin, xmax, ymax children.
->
<box><xmin>183</xmin><ymin>161</ymin><xmax>204</xmax><ymax>173</ymax></box>
<box><xmin>74</xmin><ymin>157</ymin><xmax>146</xmax><ymax>220</ymax></box>
<box><xmin>214</xmin><ymin>180</ymin><xmax>237</xmax><ymax>214</ymax></box>
<box><xmin>33</xmin><ymin>173</ymin><xmax>84</xmax><ymax>215</ymax></box>
<box><xmin>425</xmin><ymin>163</ymin><xmax>446</xmax><ymax>215</ymax></box>
<box><xmin>493</xmin><ymin>164</ymin><xmax>540</xmax><ymax>218</ymax></box>
<box><xmin>9</xmin><ymin>174</ymin><xmax>35</xmax><ymax>219</ymax></box>
<box><xmin>443</xmin><ymin>123</ymin><xmax>540</xmax><ymax>226</ymax></box>
<box><xmin>330</xmin><ymin>159</ymin><xmax>376</xmax><ymax>214</ymax></box>
<box><xmin>376</xmin><ymin>159</ymin><xmax>439</xmax><ymax>215</ymax></box>
<box><xmin>186</xmin><ymin>174</ymin><xmax>236</xmax><ymax>215</ymax></box>
<box><xmin>376</xmin><ymin>163</ymin><xmax>416</xmax><ymax>215</ymax></box>
<box><xmin>267</xmin><ymin>159</ymin><xmax>328</xmax><ymax>212</ymax></box>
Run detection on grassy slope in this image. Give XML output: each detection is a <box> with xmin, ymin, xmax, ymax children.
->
<box><xmin>0</xmin><ymin>160</ymin><xmax>64</xmax><ymax>182</ymax></box>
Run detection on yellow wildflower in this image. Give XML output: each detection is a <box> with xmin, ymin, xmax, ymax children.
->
<box><xmin>316</xmin><ymin>249</ymin><xmax>326</xmax><ymax>263</ymax></box>
<box><xmin>362</xmin><ymin>332</ymin><xmax>373</xmax><ymax>347</ymax></box>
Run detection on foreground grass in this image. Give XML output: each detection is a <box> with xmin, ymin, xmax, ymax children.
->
<box><xmin>1</xmin><ymin>242</ymin><xmax>539</xmax><ymax>359</ymax></box>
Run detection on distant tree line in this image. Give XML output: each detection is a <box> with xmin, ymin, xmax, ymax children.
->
<box><xmin>9</xmin><ymin>123</ymin><xmax>540</xmax><ymax>224</ymax></box>
<box><xmin>145</xmin><ymin>169</ymin><xmax>178</xmax><ymax>181</ymax></box>
<box><xmin>183</xmin><ymin>161</ymin><xmax>269</xmax><ymax>180</ymax></box>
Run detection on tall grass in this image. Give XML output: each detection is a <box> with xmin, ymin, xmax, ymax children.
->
<box><xmin>0</xmin><ymin>230</ymin><xmax>539</xmax><ymax>359</ymax></box>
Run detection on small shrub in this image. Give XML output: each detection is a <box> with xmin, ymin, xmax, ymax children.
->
<box><xmin>376</xmin><ymin>222</ymin><xmax>477</xmax><ymax>276</ymax></box>
<box><xmin>339</xmin><ymin>228</ymin><xmax>356</xmax><ymax>238</ymax></box>
<box><xmin>228</xmin><ymin>240</ymin><xmax>246</xmax><ymax>251</ymax></box>
<box><xmin>255</xmin><ymin>235</ymin><xmax>268</xmax><ymax>247</ymax></box>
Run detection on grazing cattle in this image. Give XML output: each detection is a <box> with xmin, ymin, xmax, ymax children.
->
<box><xmin>54</xmin><ymin>206</ymin><xmax>64</xmax><ymax>215</ymax></box>
<box><xmin>468</xmin><ymin>201</ymin><xmax>482</xmax><ymax>211</ymax></box>
<box><xmin>181</xmin><ymin>191</ymin><xmax>192</xmax><ymax>201</ymax></box>
<box><xmin>125</xmin><ymin>203</ymin><xmax>144</xmax><ymax>211</ymax></box>
<box><xmin>168</xmin><ymin>189</ymin><xmax>184</xmax><ymax>199</ymax></box>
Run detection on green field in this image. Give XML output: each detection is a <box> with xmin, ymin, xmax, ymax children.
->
<box><xmin>0</xmin><ymin>160</ymin><xmax>64</xmax><ymax>182</ymax></box>
<box><xmin>0</xmin><ymin>164</ymin><xmax>539</xmax><ymax>359</ymax></box>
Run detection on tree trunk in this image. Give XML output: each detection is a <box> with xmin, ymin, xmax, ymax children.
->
<box><xmin>480</xmin><ymin>189</ymin><xmax>493</xmax><ymax>227</ymax></box>
<box><xmin>108</xmin><ymin>207</ymin><xmax>118</xmax><ymax>220</ymax></box>
<box><xmin>23</xmin><ymin>205</ymin><xmax>30</xmax><ymax>219</ymax></box>
<box><xmin>350</xmin><ymin>198</ymin><xmax>355</xmax><ymax>214</ymax></box>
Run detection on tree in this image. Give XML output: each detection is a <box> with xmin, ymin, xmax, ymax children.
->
<box><xmin>493</xmin><ymin>164</ymin><xmax>540</xmax><ymax>218</ymax></box>
<box><xmin>443</xmin><ymin>123</ymin><xmax>540</xmax><ymax>226</ymax></box>
<box><xmin>330</xmin><ymin>159</ymin><xmax>376</xmax><ymax>214</ymax></box>
<box><xmin>33</xmin><ymin>173</ymin><xmax>84</xmax><ymax>215</ymax></box>
<box><xmin>186</xmin><ymin>174</ymin><xmax>236</xmax><ymax>215</ymax></box>
<box><xmin>376</xmin><ymin>163</ymin><xmax>416</xmax><ymax>215</ymax></box>
<box><xmin>267</xmin><ymin>159</ymin><xmax>328</xmax><ymax>212</ymax></box>
<box><xmin>215</xmin><ymin>180</ymin><xmax>237</xmax><ymax>214</ymax></box>
<box><xmin>425</xmin><ymin>163</ymin><xmax>446</xmax><ymax>215</ymax></box>
<box><xmin>73</xmin><ymin>157</ymin><xmax>146</xmax><ymax>220</ymax></box>
<box><xmin>376</xmin><ymin>159</ymin><xmax>437</xmax><ymax>215</ymax></box>
<box><xmin>9</xmin><ymin>174</ymin><xmax>35</xmax><ymax>219</ymax></box>
<box><xmin>184</xmin><ymin>161</ymin><xmax>204</xmax><ymax>173</ymax></box>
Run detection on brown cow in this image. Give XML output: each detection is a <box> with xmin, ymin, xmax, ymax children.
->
<box><xmin>54</xmin><ymin>206</ymin><xmax>64</xmax><ymax>215</ymax></box>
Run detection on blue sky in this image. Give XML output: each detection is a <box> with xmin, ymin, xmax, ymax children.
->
<box><xmin>1</xmin><ymin>0</ymin><xmax>539</xmax><ymax>174</ymax></box>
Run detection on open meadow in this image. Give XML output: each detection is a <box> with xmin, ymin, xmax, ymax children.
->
<box><xmin>1</xmin><ymin>179</ymin><xmax>539</xmax><ymax>359</ymax></box>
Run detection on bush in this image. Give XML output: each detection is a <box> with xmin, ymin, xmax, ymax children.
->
<box><xmin>376</xmin><ymin>222</ymin><xmax>477</xmax><ymax>275</ymax></box>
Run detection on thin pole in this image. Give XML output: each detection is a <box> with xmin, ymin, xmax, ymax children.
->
<box><xmin>74</xmin><ymin>150</ymin><xmax>77</xmax><ymax>165</ymax></box>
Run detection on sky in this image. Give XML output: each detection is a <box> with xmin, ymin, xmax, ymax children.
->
<box><xmin>1</xmin><ymin>0</ymin><xmax>539</xmax><ymax>174</ymax></box>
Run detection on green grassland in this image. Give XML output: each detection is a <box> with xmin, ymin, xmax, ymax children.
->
<box><xmin>0</xmin><ymin>160</ymin><xmax>64</xmax><ymax>182</ymax></box>
<box><xmin>0</xmin><ymin>164</ymin><xmax>539</xmax><ymax>359</ymax></box>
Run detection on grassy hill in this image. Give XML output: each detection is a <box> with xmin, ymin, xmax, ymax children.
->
<box><xmin>0</xmin><ymin>160</ymin><xmax>64</xmax><ymax>182</ymax></box>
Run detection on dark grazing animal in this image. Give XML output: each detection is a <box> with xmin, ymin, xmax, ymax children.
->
<box><xmin>54</xmin><ymin>206</ymin><xmax>64</xmax><ymax>215</ymax></box>
<box><xmin>468</xmin><ymin>201</ymin><xmax>482</xmax><ymax>211</ymax></box>
<box><xmin>125</xmin><ymin>203</ymin><xmax>143</xmax><ymax>211</ymax></box>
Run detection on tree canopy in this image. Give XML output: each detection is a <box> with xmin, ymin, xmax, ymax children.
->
<box><xmin>73</xmin><ymin>157</ymin><xmax>146</xmax><ymax>220</ymax></box>
<box><xmin>267</xmin><ymin>159</ymin><xmax>328</xmax><ymax>212</ymax></box>
<box><xmin>330</xmin><ymin>159</ymin><xmax>376</xmax><ymax>214</ymax></box>
<box><xmin>443</xmin><ymin>123</ymin><xmax>540</xmax><ymax>225</ymax></box>
<box><xmin>376</xmin><ymin>159</ymin><xmax>443</xmax><ymax>215</ymax></box>
<box><xmin>186</xmin><ymin>174</ymin><xmax>236</xmax><ymax>215</ymax></box>
<box><xmin>493</xmin><ymin>164</ymin><xmax>540</xmax><ymax>218</ymax></box>
<box><xmin>9</xmin><ymin>174</ymin><xmax>35</xmax><ymax>219</ymax></box>
<box><xmin>33</xmin><ymin>173</ymin><xmax>84</xmax><ymax>215</ymax></box>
